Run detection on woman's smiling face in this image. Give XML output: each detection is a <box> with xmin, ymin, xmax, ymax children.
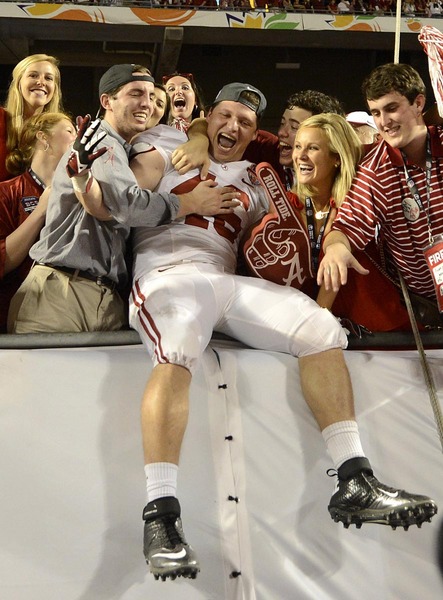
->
<box><xmin>292</xmin><ymin>127</ymin><xmax>338</xmax><ymax>190</ymax></box>
<box><xmin>19</xmin><ymin>61</ymin><xmax>57</xmax><ymax>115</ymax></box>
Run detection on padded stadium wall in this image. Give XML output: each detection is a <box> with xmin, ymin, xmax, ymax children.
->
<box><xmin>1</xmin><ymin>342</ymin><xmax>442</xmax><ymax>600</ymax></box>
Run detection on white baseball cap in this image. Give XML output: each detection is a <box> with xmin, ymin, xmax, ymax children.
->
<box><xmin>346</xmin><ymin>111</ymin><xmax>377</xmax><ymax>130</ymax></box>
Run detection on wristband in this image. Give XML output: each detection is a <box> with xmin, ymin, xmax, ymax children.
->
<box><xmin>72</xmin><ymin>171</ymin><xmax>93</xmax><ymax>194</ymax></box>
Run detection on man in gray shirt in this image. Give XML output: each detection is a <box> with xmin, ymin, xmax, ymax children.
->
<box><xmin>8</xmin><ymin>64</ymin><xmax>234</xmax><ymax>333</ymax></box>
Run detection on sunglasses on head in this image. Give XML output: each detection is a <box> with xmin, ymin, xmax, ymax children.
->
<box><xmin>162</xmin><ymin>72</ymin><xmax>195</xmax><ymax>86</ymax></box>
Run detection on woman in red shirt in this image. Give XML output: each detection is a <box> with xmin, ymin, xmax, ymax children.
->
<box><xmin>0</xmin><ymin>111</ymin><xmax>75</xmax><ymax>331</ymax></box>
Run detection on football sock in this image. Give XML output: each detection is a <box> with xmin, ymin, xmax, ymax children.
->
<box><xmin>145</xmin><ymin>462</ymin><xmax>178</xmax><ymax>503</ymax></box>
<box><xmin>322</xmin><ymin>420</ymin><xmax>366</xmax><ymax>471</ymax></box>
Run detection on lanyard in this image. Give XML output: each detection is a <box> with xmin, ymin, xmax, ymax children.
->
<box><xmin>28</xmin><ymin>168</ymin><xmax>46</xmax><ymax>190</ymax></box>
<box><xmin>401</xmin><ymin>133</ymin><xmax>433</xmax><ymax>244</ymax></box>
<box><xmin>283</xmin><ymin>167</ymin><xmax>294</xmax><ymax>192</ymax></box>
<box><xmin>305</xmin><ymin>197</ymin><xmax>330</xmax><ymax>273</ymax></box>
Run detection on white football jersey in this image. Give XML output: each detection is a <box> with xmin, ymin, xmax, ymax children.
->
<box><xmin>131</xmin><ymin>126</ymin><xmax>268</xmax><ymax>279</ymax></box>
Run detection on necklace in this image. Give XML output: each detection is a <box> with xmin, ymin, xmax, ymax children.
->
<box><xmin>310</xmin><ymin>197</ymin><xmax>330</xmax><ymax>220</ymax></box>
<box><xmin>304</xmin><ymin>197</ymin><xmax>332</xmax><ymax>273</ymax></box>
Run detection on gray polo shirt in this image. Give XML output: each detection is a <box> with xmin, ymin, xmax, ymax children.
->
<box><xmin>30</xmin><ymin>120</ymin><xmax>180</xmax><ymax>286</ymax></box>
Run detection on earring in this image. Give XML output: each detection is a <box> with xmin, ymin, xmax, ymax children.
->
<box><xmin>43</xmin><ymin>141</ymin><xmax>49</xmax><ymax>152</ymax></box>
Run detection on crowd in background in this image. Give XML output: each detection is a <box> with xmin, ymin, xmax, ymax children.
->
<box><xmin>31</xmin><ymin>0</ymin><xmax>443</xmax><ymax>15</ymax></box>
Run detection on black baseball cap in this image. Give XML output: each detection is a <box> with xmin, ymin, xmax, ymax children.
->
<box><xmin>99</xmin><ymin>64</ymin><xmax>154</xmax><ymax>96</ymax></box>
<box><xmin>212</xmin><ymin>82</ymin><xmax>267</xmax><ymax>119</ymax></box>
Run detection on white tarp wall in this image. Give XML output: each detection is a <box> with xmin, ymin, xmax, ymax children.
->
<box><xmin>0</xmin><ymin>343</ymin><xmax>442</xmax><ymax>600</ymax></box>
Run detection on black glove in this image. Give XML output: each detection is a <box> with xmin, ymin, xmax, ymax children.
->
<box><xmin>66</xmin><ymin>115</ymin><xmax>107</xmax><ymax>178</ymax></box>
<box><xmin>338</xmin><ymin>317</ymin><xmax>373</xmax><ymax>339</ymax></box>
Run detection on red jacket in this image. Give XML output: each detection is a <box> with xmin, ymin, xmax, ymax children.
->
<box><xmin>0</xmin><ymin>170</ymin><xmax>43</xmax><ymax>332</ymax></box>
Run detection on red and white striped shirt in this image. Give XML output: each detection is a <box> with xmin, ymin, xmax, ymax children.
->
<box><xmin>332</xmin><ymin>125</ymin><xmax>443</xmax><ymax>300</ymax></box>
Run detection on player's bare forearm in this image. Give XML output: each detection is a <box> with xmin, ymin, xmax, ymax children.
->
<box><xmin>172</xmin><ymin>118</ymin><xmax>210</xmax><ymax>177</ymax></box>
<box><xmin>186</xmin><ymin>117</ymin><xmax>208</xmax><ymax>139</ymax></box>
<box><xmin>316</xmin><ymin>285</ymin><xmax>339</xmax><ymax>311</ymax></box>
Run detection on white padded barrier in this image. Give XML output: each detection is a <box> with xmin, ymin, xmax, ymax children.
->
<box><xmin>0</xmin><ymin>342</ymin><xmax>442</xmax><ymax>600</ymax></box>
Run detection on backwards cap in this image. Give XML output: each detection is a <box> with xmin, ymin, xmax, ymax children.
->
<box><xmin>99</xmin><ymin>64</ymin><xmax>154</xmax><ymax>97</ymax></box>
<box><xmin>213</xmin><ymin>82</ymin><xmax>267</xmax><ymax>119</ymax></box>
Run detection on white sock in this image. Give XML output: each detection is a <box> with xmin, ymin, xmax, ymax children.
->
<box><xmin>145</xmin><ymin>462</ymin><xmax>178</xmax><ymax>503</ymax></box>
<box><xmin>322</xmin><ymin>420</ymin><xmax>365</xmax><ymax>470</ymax></box>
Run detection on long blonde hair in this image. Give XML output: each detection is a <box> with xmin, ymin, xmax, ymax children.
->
<box><xmin>4</xmin><ymin>54</ymin><xmax>63</xmax><ymax>153</ymax></box>
<box><xmin>295</xmin><ymin>113</ymin><xmax>363</xmax><ymax>208</ymax></box>
<box><xmin>6</xmin><ymin>111</ymin><xmax>72</xmax><ymax>176</ymax></box>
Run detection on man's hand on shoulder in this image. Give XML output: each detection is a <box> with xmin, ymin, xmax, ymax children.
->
<box><xmin>172</xmin><ymin>117</ymin><xmax>210</xmax><ymax>179</ymax></box>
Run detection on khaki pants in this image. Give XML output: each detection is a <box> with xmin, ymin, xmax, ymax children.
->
<box><xmin>7</xmin><ymin>264</ymin><xmax>127</xmax><ymax>334</ymax></box>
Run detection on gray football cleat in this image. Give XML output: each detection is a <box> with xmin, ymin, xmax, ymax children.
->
<box><xmin>143</xmin><ymin>496</ymin><xmax>200</xmax><ymax>581</ymax></box>
<box><xmin>328</xmin><ymin>457</ymin><xmax>438</xmax><ymax>530</ymax></box>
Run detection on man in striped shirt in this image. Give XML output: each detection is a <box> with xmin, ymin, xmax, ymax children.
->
<box><xmin>318</xmin><ymin>63</ymin><xmax>443</xmax><ymax>323</ymax></box>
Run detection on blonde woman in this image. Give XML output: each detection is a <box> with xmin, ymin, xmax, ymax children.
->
<box><xmin>0</xmin><ymin>111</ymin><xmax>75</xmax><ymax>331</ymax></box>
<box><xmin>0</xmin><ymin>54</ymin><xmax>63</xmax><ymax>181</ymax></box>
<box><xmin>244</xmin><ymin>113</ymin><xmax>361</xmax><ymax>298</ymax></box>
<box><xmin>243</xmin><ymin>112</ymin><xmax>410</xmax><ymax>331</ymax></box>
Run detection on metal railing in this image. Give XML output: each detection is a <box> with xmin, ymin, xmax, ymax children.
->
<box><xmin>0</xmin><ymin>329</ymin><xmax>442</xmax><ymax>350</ymax></box>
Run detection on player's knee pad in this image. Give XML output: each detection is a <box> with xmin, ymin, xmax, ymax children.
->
<box><xmin>291</xmin><ymin>307</ymin><xmax>348</xmax><ymax>357</ymax></box>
